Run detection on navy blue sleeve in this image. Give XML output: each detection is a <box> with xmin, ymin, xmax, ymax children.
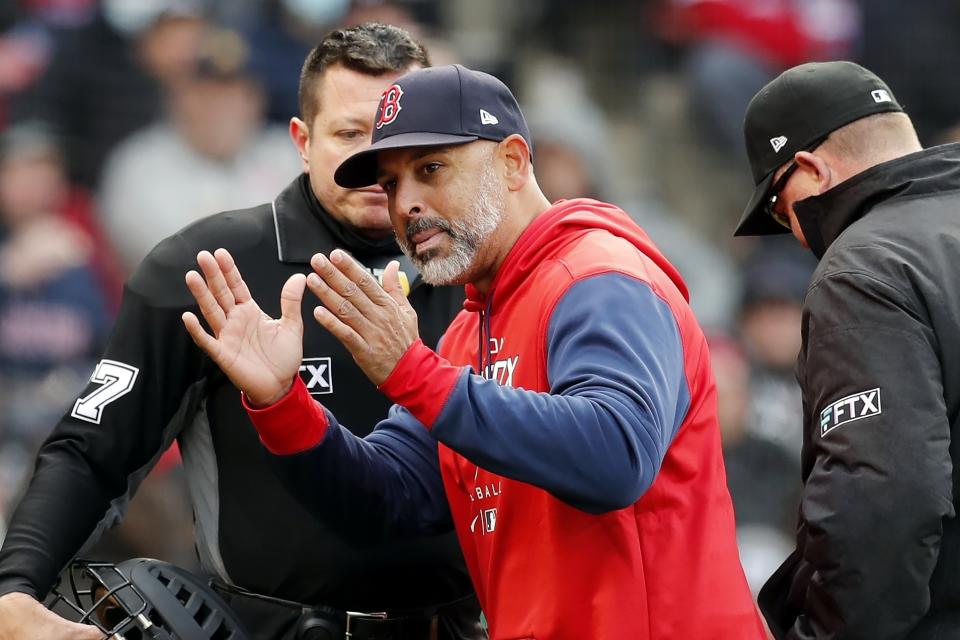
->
<box><xmin>268</xmin><ymin>404</ymin><xmax>453</xmax><ymax>541</ymax></box>
<box><xmin>430</xmin><ymin>272</ymin><xmax>690</xmax><ymax>513</ymax></box>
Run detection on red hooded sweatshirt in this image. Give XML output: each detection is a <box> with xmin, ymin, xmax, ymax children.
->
<box><xmin>248</xmin><ymin>198</ymin><xmax>765</xmax><ymax>638</ymax></box>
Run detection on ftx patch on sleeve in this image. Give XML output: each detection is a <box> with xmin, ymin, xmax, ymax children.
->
<box><xmin>820</xmin><ymin>388</ymin><xmax>882</xmax><ymax>438</ymax></box>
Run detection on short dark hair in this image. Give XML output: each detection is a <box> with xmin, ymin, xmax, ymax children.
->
<box><xmin>298</xmin><ymin>22</ymin><xmax>430</xmax><ymax>126</ymax></box>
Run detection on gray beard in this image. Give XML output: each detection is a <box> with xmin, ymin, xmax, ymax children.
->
<box><xmin>397</xmin><ymin>161</ymin><xmax>505</xmax><ymax>285</ymax></box>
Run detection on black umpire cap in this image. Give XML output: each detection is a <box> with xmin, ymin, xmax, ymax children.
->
<box><xmin>334</xmin><ymin>64</ymin><xmax>532</xmax><ymax>189</ymax></box>
<box><xmin>734</xmin><ymin>61</ymin><xmax>904</xmax><ymax>237</ymax></box>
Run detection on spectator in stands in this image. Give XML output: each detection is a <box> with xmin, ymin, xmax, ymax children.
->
<box><xmin>99</xmin><ymin>27</ymin><xmax>300</xmax><ymax>272</ymax></box>
<box><xmin>9</xmin><ymin>2</ymin><xmax>206</xmax><ymax>188</ymax></box>
<box><xmin>0</xmin><ymin>123</ymin><xmax>111</xmax><ymax>524</ymax></box>
<box><xmin>737</xmin><ymin>238</ymin><xmax>815</xmax><ymax>456</ymax></box>
<box><xmin>709</xmin><ymin>333</ymin><xmax>799</xmax><ymax>593</ymax></box>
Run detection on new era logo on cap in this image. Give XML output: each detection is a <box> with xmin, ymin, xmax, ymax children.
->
<box><xmin>871</xmin><ymin>89</ymin><xmax>892</xmax><ymax>103</ymax></box>
<box><xmin>480</xmin><ymin>109</ymin><xmax>499</xmax><ymax>125</ymax></box>
<box><xmin>770</xmin><ymin>136</ymin><xmax>788</xmax><ymax>153</ymax></box>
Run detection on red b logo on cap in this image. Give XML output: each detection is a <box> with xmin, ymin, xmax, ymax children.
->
<box><xmin>376</xmin><ymin>84</ymin><xmax>403</xmax><ymax>129</ymax></box>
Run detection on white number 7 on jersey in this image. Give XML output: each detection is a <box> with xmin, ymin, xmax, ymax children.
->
<box><xmin>71</xmin><ymin>359</ymin><xmax>140</xmax><ymax>424</ymax></box>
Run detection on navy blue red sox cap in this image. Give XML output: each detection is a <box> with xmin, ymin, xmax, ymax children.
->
<box><xmin>334</xmin><ymin>64</ymin><xmax>532</xmax><ymax>189</ymax></box>
<box><xmin>735</xmin><ymin>61</ymin><xmax>904</xmax><ymax>236</ymax></box>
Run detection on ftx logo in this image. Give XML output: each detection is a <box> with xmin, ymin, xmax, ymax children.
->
<box><xmin>300</xmin><ymin>357</ymin><xmax>333</xmax><ymax>396</ymax></box>
<box><xmin>820</xmin><ymin>388</ymin><xmax>881</xmax><ymax>438</ymax></box>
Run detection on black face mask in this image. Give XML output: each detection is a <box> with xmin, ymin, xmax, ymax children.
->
<box><xmin>792</xmin><ymin>198</ymin><xmax>830</xmax><ymax>260</ymax></box>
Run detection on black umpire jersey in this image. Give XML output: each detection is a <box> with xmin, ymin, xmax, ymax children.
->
<box><xmin>0</xmin><ymin>175</ymin><xmax>473</xmax><ymax>612</ymax></box>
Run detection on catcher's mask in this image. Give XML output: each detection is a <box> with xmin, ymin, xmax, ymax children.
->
<box><xmin>46</xmin><ymin>558</ymin><xmax>251</xmax><ymax>640</ymax></box>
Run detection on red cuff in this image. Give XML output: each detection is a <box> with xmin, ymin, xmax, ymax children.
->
<box><xmin>378</xmin><ymin>339</ymin><xmax>463</xmax><ymax>430</ymax></box>
<box><xmin>243</xmin><ymin>377</ymin><xmax>329</xmax><ymax>454</ymax></box>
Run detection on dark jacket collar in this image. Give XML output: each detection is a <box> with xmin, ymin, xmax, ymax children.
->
<box><xmin>272</xmin><ymin>174</ymin><xmax>403</xmax><ymax>264</ymax></box>
<box><xmin>794</xmin><ymin>143</ymin><xmax>960</xmax><ymax>259</ymax></box>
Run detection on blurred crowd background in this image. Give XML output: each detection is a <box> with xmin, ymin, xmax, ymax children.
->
<box><xmin>0</xmin><ymin>0</ymin><xmax>958</xmax><ymax>602</ymax></box>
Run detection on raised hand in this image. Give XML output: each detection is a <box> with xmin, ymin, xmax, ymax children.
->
<box><xmin>0</xmin><ymin>592</ymin><xmax>103</xmax><ymax>640</ymax></box>
<box><xmin>182</xmin><ymin>249</ymin><xmax>305</xmax><ymax>406</ymax></box>
<box><xmin>307</xmin><ymin>249</ymin><xmax>420</xmax><ymax>386</ymax></box>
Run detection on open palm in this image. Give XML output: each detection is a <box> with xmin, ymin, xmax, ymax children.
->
<box><xmin>182</xmin><ymin>249</ymin><xmax>305</xmax><ymax>406</ymax></box>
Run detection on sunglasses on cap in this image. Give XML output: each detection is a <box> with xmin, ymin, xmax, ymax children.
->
<box><xmin>765</xmin><ymin>162</ymin><xmax>799</xmax><ymax>229</ymax></box>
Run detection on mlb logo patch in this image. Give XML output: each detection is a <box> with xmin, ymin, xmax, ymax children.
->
<box><xmin>482</xmin><ymin>508</ymin><xmax>497</xmax><ymax>534</ymax></box>
<box><xmin>299</xmin><ymin>357</ymin><xmax>333</xmax><ymax>396</ymax></box>
<box><xmin>820</xmin><ymin>388</ymin><xmax>881</xmax><ymax>438</ymax></box>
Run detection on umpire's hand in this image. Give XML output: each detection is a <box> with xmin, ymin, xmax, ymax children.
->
<box><xmin>0</xmin><ymin>592</ymin><xmax>103</xmax><ymax>639</ymax></box>
<box><xmin>182</xmin><ymin>249</ymin><xmax>305</xmax><ymax>406</ymax></box>
<box><xmin>306</xmin><ymin>249</ymin><xmax>419</xmax><ymax>386</ymax></box>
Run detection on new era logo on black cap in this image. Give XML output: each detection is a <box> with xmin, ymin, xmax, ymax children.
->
<box><xmin>334</xmin><ymin>64</ymin><xmax>532</xmax><ymax>189</ymax></box>
<box><xmin>734</xmin><ymin>61</ymin><xmax>904</xmax><ymax>237</ymax></box>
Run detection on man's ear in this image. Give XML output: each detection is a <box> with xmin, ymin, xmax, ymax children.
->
<box><xmin>794</xmin><ymin>150</ymin><xmax>833</xmax><ymax>194</ymax></box>
<box><xmin>289</xmin><ymin>117</ymin><xmax>311</xmax><ymax>173</ymax></box>
<box><xmin>499</xmin><ymin>134</ymin><xmax>532</xmax><ymax>192</ymax></box>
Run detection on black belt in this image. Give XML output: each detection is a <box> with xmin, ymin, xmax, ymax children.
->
<box><xmin>306</xmin><ymin>607</ymin><xmax>437</xmax><ymax>640</ymax></box>
<box><xmin>210</xmin><ymin>579</ymin><xmax>476</xmax><ymax>640</ymax></box>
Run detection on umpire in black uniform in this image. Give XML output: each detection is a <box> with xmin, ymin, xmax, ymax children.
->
<box><xmin>0</xmin><ymin>23</ymin><xmax>483</xmax><ymax>640</ymax></box>
<box><xmin>735</xmin><ymin>60</ymin><xmax>960</xmax><ymax>639</ymax></box>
